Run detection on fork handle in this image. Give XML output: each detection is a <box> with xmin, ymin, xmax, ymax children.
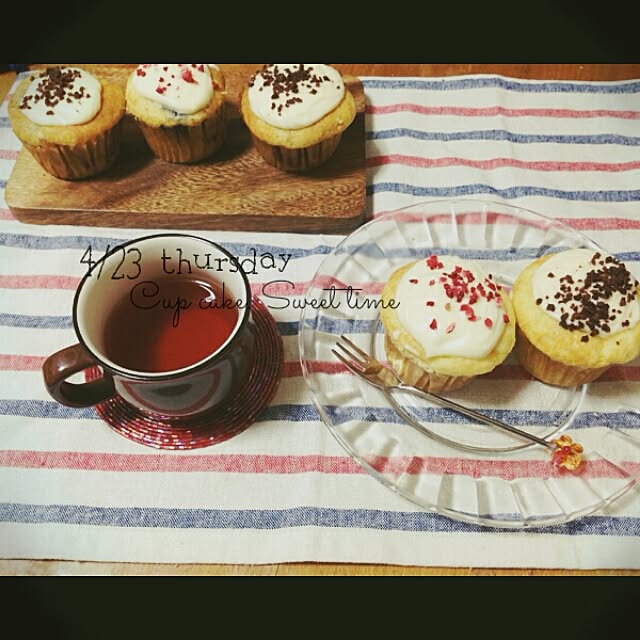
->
<box><xmin>397</xmin><ymin>384</ymin><xmax>554</xmax><ymax>450</ymax></box>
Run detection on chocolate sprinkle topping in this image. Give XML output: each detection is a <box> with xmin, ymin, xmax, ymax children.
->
<box><xmin>249</xmin><ymin>64</ymin><xmax>338</xmax><ymax>113</ymax></box>
<box><xmin>19</xmin><ymin>66</ymin><xmax>89</xmax><ymax>113</ymax></box>
<box><xmin>547</xmin><ymin>251</ymin><xmax>638</xmax><ymax>337</ymax></box>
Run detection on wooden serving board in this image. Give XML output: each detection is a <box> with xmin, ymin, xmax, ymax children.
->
<box><xmin>6</xmin><ymin>64</ymin><xmax>366</xmax><ymax>234</ymax></box>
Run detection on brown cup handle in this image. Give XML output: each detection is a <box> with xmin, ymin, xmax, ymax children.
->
<box><xmin>42</xmin><ymin>344</ymin><xmax>116</xmax><ymax>408</ymax></box>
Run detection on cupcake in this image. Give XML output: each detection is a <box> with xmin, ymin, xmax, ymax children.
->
<box><xmin>380</xmin><ymin>254</ymin><xmax>516</xmax><ymax>393</ymax></box>
<box><xmin>125</xmin><ymin>64</ymin><xmax>226</xmax><ymax>163</ymax></box>
<box><xmin>511</xmin><ymin>248</ymin><xmax>640</xmax><ymax>386</ymax></box>
<box><xmin>240</xmin><ymin>63</ymin><xmax>357</xmax><ymax>172</ymax></box>
<box><xmin>8</xmin><ymin>66</ymin><xmax>125</xmax><ymax>180</ymax></box>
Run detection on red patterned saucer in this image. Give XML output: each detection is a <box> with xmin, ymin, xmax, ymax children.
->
<box><xmin>85</xmin><ymin>296</ymin><xmax>282</xmax><ymax>449</ymax></box>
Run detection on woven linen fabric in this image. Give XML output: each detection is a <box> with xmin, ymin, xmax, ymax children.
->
<box><xmin>0</xmin><ymin>73</ymin><xmax>639</xmax><ymax>569</ymax></box>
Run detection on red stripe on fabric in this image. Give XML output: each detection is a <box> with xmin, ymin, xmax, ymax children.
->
<box><xmin>366</xmin><ymin>103</ymin><xmax>640</xmax><ymax>119</ymax></box>
<box><xmin>0</xmin><ymin>275</ymin><xmax>80</xmax><ymax>289</ymax></box>
<box><xmin>0</xmin><ymin>449</ymin><xmax>637</xmax><ymax>480</ymax></box>
<box><xmin>367</xmin><ymin>154</ymin><xmax>640</xmax><ymax>173</ymax></box>
<box><xmin>0</xmin><ymin>354</ymin><xmax>45</xmax><ymax>370</ymax></box>
<box><xmin>0</xmin><ymin>275</ymin><xmax>384</xmax><ymax>296</ymax></box>
<box><xmin>556</xmin><ymin>217</ymin><xmax>640</xmax><ymax>231</ymax></box>
<box><xmin>373</xmin><ymin>209</ymin><xmax>640</xmax><ymax>231</ymax></box>
<box><xmin>2</xmin><ymin>353</ymin><xmax>639</xmax><ymax>382</ymax></box>
<box><xmin>0</xmin><ymin>149</ymin><xmax>19</xmax><ymax>160</ymax></box>
<box><xmin>0</xmin><ymin>356</ymin><xmax>346</xmax><ymax>377</ymax></box>
<box><xmin>364</xmin><ymin>455</ymin><xmax>640</xmax><ymax>480</ymax></box>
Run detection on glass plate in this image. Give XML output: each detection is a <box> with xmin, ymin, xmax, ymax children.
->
<box><xmin>299</xmin><ymin>199</ymin><xmax>640</xmax><ymax>529</ymax></box>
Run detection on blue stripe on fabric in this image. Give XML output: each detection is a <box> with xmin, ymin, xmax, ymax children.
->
<box><xmin>0</xmin><ymin>179</ymin><xmax>6</xmax><ymax>189</ymax></box>
<box><xmin>0</xmin><ymin>399</ymin><xmax>637</xmax><ymax>430</ymax></box>
<box><xmin>7</xmin><ymin>307</ymin><xmax>640</xmax><ymax>337</ymax></box>
<box><xmin>0</xmin><ymin>117</ymin><xmax>10</xmax><ymax>127</ymax></box>
<box><xmin>0</xmin><ymin>313</ymin><xmax>74</xmax><ymax>329</ymax></box>
<box><xmin>0</xmin><ymin>315</ymin><xmax>315</xmax><ymax>336</ymax></box>
<box><xmin>361</xmin><ymin>77</ymin><xmax>640</xmax><ymax>94</ymax></box>
<box><xmin>0</xmin><ymin>314</ymin><xmax>303</xmax><ymax>334</ymax></box>
<box><xmin>367</xmin><ymin>128</ymin><xmax>640</xmax><ymax>146</ymax></box>
<box><xmin>0</xmin><ymin>233</ymin><xmax>336</xmax><ymax>258</ymax></box>
<box><xmin>367</xmin><ymin>183</ymin><xmax>640</xmax><ymax>203</ymax></box>
<box><xmin>270</xmin><ymin>405</ymin><xmax>640</xmax><ymax>430</ymax></box>
<box><xmin>0</xmin><ymin>502</ymin><xmax>638</xmax><ymax>535</ymax></box>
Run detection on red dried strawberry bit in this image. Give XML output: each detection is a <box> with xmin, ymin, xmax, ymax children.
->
<box><xmin>155</xmin><ymin>86</ymin><xmax>166</xmax><ymax>94</ymax></box>
<box><xmin>136</xmin><ymin>68</ymin><xmax>146</xmax><ymax>77</ymax></box>
<box><xmin>484</xmin><ymin>318</ymin><xmax>493</xmax><ymax>328</ymax></box>
<box><xmin>463</xmin><ymin>270</ymin><xmax>475</xmax><ymax>282</ymax></box>
<box><xmin>181</xmin><ymin>68</ymin><xmax>196</xmax><ymax>83</ymax></box>
<box><xmin>212</xmin><ymin>81</ymin><xmax>220</xmax><ymax>90</ymax></box>
<box><xmin>409</xmin><ymin>278</ymin><xmax>418</xmax><ymax>284</ymax></box>
<box><xmin>446</xmin><ymin>322</ymin><xmax>456</xmax><ymax>334</ymax></box>
<box><xmin>197</xmin><ymin>64</ymin><xmax>205</xmax><ymax>72</ymax></box>
<box><xmin>460</xmin><ymin>304</ymin><xmax>477</xmax><ymax>321</ymax></box>
<box><xmin>426</xmin><ymin>255</ymin><xmax>443</xmax><ymax>270</ymax></box>
<box><xmin>468</xmin><ymin>290</ymin><xmax>479</xmax><ymax>305</ymax></box>
<box><xmin>426</xmin><ymin>300</ymin><xmax>435</xmax><ymax>307</ymax></box>
<box><xmin>429</xmin><ymin>318</ymin><xmax>438</xmax><ymax>330</ymax></box>
<box><xmin>503</xmin><ymin>314</ymin><xmax>510</xmax><ymax>324</ymax></box>
<box><xmin>428</xmin><ymin>279</ymin><xmax>435</xmax><ymax>286</ymax></box>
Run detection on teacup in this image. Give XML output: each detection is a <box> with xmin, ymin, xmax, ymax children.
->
<box><xmin>43</xmin><ymin>233</ymin><xmax>254</xmax><ymax>417</ymax></box>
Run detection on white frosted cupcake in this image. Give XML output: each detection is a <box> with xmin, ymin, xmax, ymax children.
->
<box><xmin>125</xmin><ymin>64</ymin><xmax>226</xmax><ymax>163</ymax></box>
<box><xmin>240</xmin><ymin>63</ymin><xmax>356</xmax><ymax>171</ymax></box>
<box><xmin>8</xmin><ymin>66</ymin><xmax>125</xmax><ymax>179</ymax></box>
<box><xmin>512</xmin><ymin>248</ymin><xmax>640</xmax><ymax>386</ymax></box>
<box><xmin>380</xmin><ymin>254</ymin><xmax>516</xmax><ymax>392</ymax></box>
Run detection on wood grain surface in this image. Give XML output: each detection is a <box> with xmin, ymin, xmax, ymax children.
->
<box><xmin>2</xmin><ymin>64</ymin><xmax>640</xmax><ymax>576</ymax></box>
<box><xmin>5</xmin><ymin>65</ymin><xmax>366</xmax><ymax>233</ymax></box>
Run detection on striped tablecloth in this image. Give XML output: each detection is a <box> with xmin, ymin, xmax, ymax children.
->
<box><xmin>1</xmin><ymin>73</ymin><xmax>639</xmax><ymax>569</ymax></box>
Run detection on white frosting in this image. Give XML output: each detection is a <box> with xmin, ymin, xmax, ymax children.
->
<box><xmin>532</xmin><ymin>248</ymin><xmax>640</xmax><ymax>337</ymax></box>
<box><xmin>393</xmin><ymin>255</ymin><xmax>508</xmax><ymax>359</ymax></box>
<box><xmin>18</xmin><ymin>67</ymin><xmax>101</xmax><ymax>126</ymax></box>
<box><xmin>247</xmin><ymin>63</ymin><xmax>345</xmax><ymax>129</ymax></box>
<box><xmin>130</xmin><ymin>64</ymin><xmax>214</xmax><ymax>114</ymax></box>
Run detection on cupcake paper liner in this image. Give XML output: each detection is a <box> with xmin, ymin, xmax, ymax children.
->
<box><xmin>137</xmin><ymin>106</ymin><xmax>226</xmax><ymax>164</ymax></box>
<box><xmin>25</xmin><ymin>123</ymin><xmax>122</xmax><ymax>180</ymax></box>
<box><xmin>251</xmin><ymin>132</ymin><xmax>342</xmax><ymax>172</ymax></box>
<box><xmin>384</xmin><ymin>334</ymin><xmax>474</xmax><ymax>393</ymax></box>
<box><xmin>515</xmin><ymin>327</ymin><xmax>610</xmax><ymax>386</ymax></box>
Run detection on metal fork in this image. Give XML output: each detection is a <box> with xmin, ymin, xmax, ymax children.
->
<box><xmin>332</xmin><ymin>334</ymin><xmax>583</xmax><ymax>467</ymax></box>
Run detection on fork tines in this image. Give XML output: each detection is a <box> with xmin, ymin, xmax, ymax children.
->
<box><xmin>332</xmin><ymin>335</ymin><xmax>369</xmax><ymax>373</ymax></box>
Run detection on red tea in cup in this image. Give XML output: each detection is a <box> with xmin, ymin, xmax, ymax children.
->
<box><xmin>42</xmin><ymin>234</ymin><xmax>254</xmax><ymax>418</ymax></box>
<box><xmin>103</xmin><ymin>275</ymin><xmax>239</xmax><ymax>372</ymax></box>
